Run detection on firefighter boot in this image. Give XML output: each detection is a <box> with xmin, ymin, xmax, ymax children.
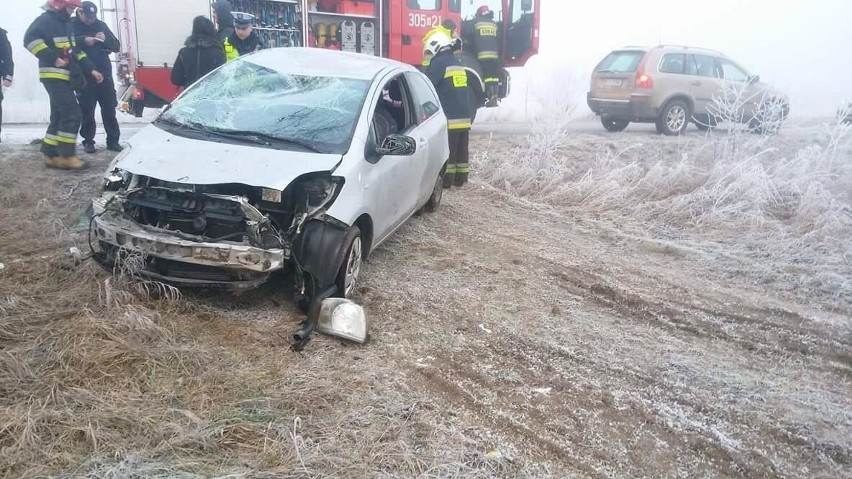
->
<box><xmin>45</xmin><ymin>155</ymin><xmax>90</xmax><ymax>170</ymax></box>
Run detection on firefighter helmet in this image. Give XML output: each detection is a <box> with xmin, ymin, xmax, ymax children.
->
<box><xmin>48</xmin><ymin>0</ymin><xmax>83</xmax><ymax>10</ymax></box>
<box><xmin>424</xmin><ymin>30</ymin><xmax>454</xmax><ymax>56</ymax></box>
<box><xmin>476</xmin><ymin>5</ymin><xmax>493</xmax><ymax>17</ymax></box>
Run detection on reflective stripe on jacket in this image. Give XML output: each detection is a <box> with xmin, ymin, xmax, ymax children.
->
<box><xmin>472</xmin><ymin>18</ymin><xmax>500</xmax><ymax>62</ymax></box>
<box><xmin>425</xmin><ymin>50</ymin><xmax>474</xmax><ymax>130</ymax></box>
<box><xmin>24</xmin><ymin>10</ymin><xmax>93</xmax><ymax>82</ymax></box>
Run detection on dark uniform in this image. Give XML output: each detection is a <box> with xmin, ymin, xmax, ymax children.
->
<box><xmin>471</xmin><ymin>10</ymin><xmax>501</xmax><ymax>103</ymax></box>
<box><xmin>426</xmin><ymin>48</ymin><xmax>473</xmax><ymax>188</ymax></box>
<box><xmin>0</xmin><ymin>27</ymin><xmax>14</xmax><ymax>140</ymax></box>
<box><xmin>25</xmin><ymin>5</ymin><xmax>98</xmax><ymax>165</ymax></box>
<box><xmin>73</xmin><ymin>1</ymin><xmax>122</xmax><ymax>152</ymax></box>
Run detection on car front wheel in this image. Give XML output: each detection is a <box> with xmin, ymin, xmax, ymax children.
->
<box><xmin>749</xmin><ymin>98</ymin><xmax>788</xmax><ymax>135</ymax></box>
<box><xmin>601</xmin><ymin>117</ymin><xmax>630</xmax><ymax>132</ymax></box>
<box><xmin>657</xmin><ymin>100</ymin><xmax>690</xmax><ymax>136</ymax></box>
<box><xmin>424</xmin><ymin>166</ymin><xmax>445</xmax><ymax>212</ymax></box>
<box><xmin>336</xmin><ymin>226</ymin><xmax>362</xmax><ymax>299</ymax></box>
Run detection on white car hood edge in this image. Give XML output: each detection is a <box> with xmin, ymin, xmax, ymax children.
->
<box><xmin>115</xmin><ymin>125</ymin><xmax>344</xmax><ymax>190</ymax></box>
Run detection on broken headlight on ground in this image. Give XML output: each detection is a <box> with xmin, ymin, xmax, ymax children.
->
<box><xmin>317</xmin><ymin>298</ymin><xmax>369</xmax><ymax>344</ymax></box>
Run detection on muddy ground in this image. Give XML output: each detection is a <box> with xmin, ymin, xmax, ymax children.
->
<box><xmin>0</xmin><ymin>124</ymin><xmax>849</xmax><ymax>478</ymax></box>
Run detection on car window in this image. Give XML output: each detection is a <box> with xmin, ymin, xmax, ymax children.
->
<box><xmin>688</xmin><ymin>54</ymin><xmax>720</xmax><ymax>78</ymax></box>
<box><xmin>371</xmin><ymin>75</ymin><xmax>415</xmax><ymax>148</ymax></box>
<box><xmin>160</xmin><ymin>60</ymin><xmax>370</xmax><ymax>154</ymax></box>
<box><xmin>659</xmin><ymin>53</ymin><xmax>686</xmax><ymax>74</ymax></box>
<box><xmin>719</xmin><ymin>59</ymin><xmax>749</xmax><ymax>82</ymax></box>
<box><xmin>596</xmin><ymin>51</ymin><xmax>645</xmax><ymax>74</ymax></box>
<box><xmin>408</xmin><ymin>0</ymin><xmax>440</xmax><ymax>10</ymax></box>
<box><xmin>406</xmin><ymin>72</ymin><xmax>441</xmax><ymax>123</ymax></box>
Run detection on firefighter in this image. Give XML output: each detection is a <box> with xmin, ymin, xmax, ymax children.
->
<box><xmin>224</xmin><ymin>13</ymin><xmax>265</xmax><ymax>62</ymax></box>
<box><xmin>25</xmin><ymin>0</ymin><xmax>104</xmax><ymax>170</ymax></box>
<box><xmin>0</xmin><ymin>26</ymin><xmax>14</xmax><ymax>142</ymax></box>
<box><xmin>73</xmin><ymin>1</ymin><xmax>122</xmax><ymax>153</ymax></box>
<box><xmin>421</xmin><ymin>19</ymin><xmax>461</xmax><ymax>68</ymax></box>
<box><xmin>471</xmin><ymin>5</ymin><xmax>501</xmax><ymax>105</ymax></box>
<box><xmin>424</xmin><ymin>31</ymin><xmax>473</xmax><ymax>188</ymax></box>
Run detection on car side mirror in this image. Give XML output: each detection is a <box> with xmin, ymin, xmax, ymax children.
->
<box><xmin>747</xmin><ymin>74</ymin><xmax>760</xmax><ymax>85</ymax></box>
<box><xmin>376</xmin><ymin>134</ymin><xmax>416</xmax><ymax>156</ymax></box>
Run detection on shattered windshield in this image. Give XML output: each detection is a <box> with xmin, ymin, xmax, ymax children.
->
<box><xmin>158</xmin><ymin>60</ymin><xmax>371</xmax><ymax>154</ymax></box>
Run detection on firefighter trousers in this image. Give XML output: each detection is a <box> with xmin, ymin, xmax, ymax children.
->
<box><xmin>41</xmin><ymin>79</ymin><xmax>82</xmax><ymax>158</ymax></box>
<box><xmin>445</xmin><ymin>129</ymin><xmax>470</xmax><ymax>188</ymax></box>
<box><xmin>79</xmin><ymin>76</ymin><xmax>120</xmax><ymax>147</ymax></box>
<box><xmin>479</xmin><ymin>58</ymin><xmax>501</xmax><ymax>99</ymax></box>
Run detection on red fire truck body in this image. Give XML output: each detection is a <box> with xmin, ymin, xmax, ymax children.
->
<box><xmin>113</xmin><ymin>0</ymin><xmax>540</xmax><ymax>116</ymax></box>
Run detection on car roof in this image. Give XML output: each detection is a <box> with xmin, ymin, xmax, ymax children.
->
<box><xmin>242</xmin><ymin>47</ymin><xmax>414</xmax><ymax>80</ymax></box>
<box><xmin>616</xmin><ymin>45</ymin><xmax>724</xmax><ymax>56</ymax></box>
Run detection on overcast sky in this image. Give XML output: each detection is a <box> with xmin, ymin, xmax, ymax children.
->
<box><xmin>2</xmin><ymin>0</ymin><xmax>850</xmax><ymax>122</ymax></box>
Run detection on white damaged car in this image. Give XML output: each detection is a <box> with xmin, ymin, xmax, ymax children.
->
<box><xmin>91</xmin><ymin>48</ymin><xmax>449</xmax><ymax>312</ymax></box>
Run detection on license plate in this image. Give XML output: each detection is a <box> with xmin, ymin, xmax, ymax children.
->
<box><xmin>604</xmin><ymin>78</ymin><xmax>623</xmax><ymax>87</ymax></box>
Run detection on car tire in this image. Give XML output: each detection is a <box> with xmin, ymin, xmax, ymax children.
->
<box><xmin>656</xmin><ymin>99</ymin><xmax>691</xmax><ymax>136</ymax></box>
<box><xmin>424</xmin><ymin>166</ymin><xmax>445</xmax><ymax>213</ymax></box>
<box><xmin>294</xmin><ymin>225</ymin><xmax>362</xmax><ymax>312</ymax></box>
<box><xmin>335</xmin><ymin>226</ymin><xmax>363</xmax><ymax>299</ymax></box>
<box><xmin>601</xmin><ymin>117</ymin><xmax>630</xmax><ymax>132</ymax></box>
<box><xmin>693</xmin><ymin>113</ymin><xmax>718</xmax><ymax>131</ymax></box>
<box><xmin>749</xmin><ymin>98</ymin><xmax>788</xmax><ymax>135</ymax></box>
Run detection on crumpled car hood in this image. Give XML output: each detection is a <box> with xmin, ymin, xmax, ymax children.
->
<box><xmin>114</xmin><ymin>124</ymin><xmax>343</xmax><ymax>190</ymax></box>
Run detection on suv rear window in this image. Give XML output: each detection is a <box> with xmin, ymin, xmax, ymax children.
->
<box><xmin>596</xmin><ymin>51</ymin><xmax>645</xmax><ymax>74</ymax></box>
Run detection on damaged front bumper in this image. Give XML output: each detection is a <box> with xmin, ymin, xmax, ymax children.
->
<box><xmin>91</xmin><ymin>192</ymin><xmax>288</xmax><ymax>290</ymax></box>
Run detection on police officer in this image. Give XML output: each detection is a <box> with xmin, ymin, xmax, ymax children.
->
<box><xmin>425</xmin><ymin>31</ymin><xmax>473</xmax><ymax>188</ymax></box>
<box><xmin>0</xmin><ymin>26</ymin><xmax>14</xmax><ymax>142</ymax></box>
<box><xmin>25</xmin><ymin>0</ymin><xmax>104</xmax><ymax>170</ymax></box>
<box><xmin>471</xmin><ymin>6</ymin><xmax>500</xmax><ymax>105</ymax></box>
<box><xmin>74</xmin><ymin>1</ymin><xmax>122</xmax><ymax>153</ymax></box>
<box><xmin>224</xmin><ymin>13</ymin><xmax>264</xmax><ymax>62</ymax></box>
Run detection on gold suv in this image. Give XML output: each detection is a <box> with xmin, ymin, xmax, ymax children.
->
<box><xmin>587</xmin><ymin>45</ymin><xmax>789</xmax><ymax>135</ymax></box>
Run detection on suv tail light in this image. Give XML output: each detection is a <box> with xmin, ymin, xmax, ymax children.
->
<box><xmin>635</xmin><ymin>54</ymin><xmax>653</xmax><ymax>89</ymax></box>
<box><xmin>636</xmin><ymin>72</ymin><xmax>653</xmax><ymax>89</ymax></box>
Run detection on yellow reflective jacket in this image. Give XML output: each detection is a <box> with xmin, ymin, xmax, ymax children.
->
<box><xmin>224</xmin><ymin>37</ymin><xmax>239</xmax><ymax>62</ymax></box>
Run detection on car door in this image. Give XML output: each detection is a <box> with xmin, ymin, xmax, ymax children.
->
<box><xmin>687</xmin><ymin>53</ymin><xmax>722</xmax><ymax>118</ymax></box>
<box><xmin>406</xmin><ymin>71</ymin><xmax>448</xmax><ymax>206</ymax></box>
<box><xmin>361</xmin><ymin>74</ymin><xmax>428</xmax><ymax>242</ymax></box>
<box><xmin>717</xmin><ymin>57</ymin><xmax>761</xmax><ymax>119</ymax></box>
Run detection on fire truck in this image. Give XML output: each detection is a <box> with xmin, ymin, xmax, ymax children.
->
<box><xmin>111</xmin><ymin>0</ymin><xmax>541</xmax><ymax>116</ymax></box>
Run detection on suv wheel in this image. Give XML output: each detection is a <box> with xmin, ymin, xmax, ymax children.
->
<box><xmin>601</xmin><ymin>117</ymin><xmax>630</xmax><ymax>132</ymax></box>
<box><xmin>693</xmin><ymin>113</ymin><xmax>718</xmax><ymax>131</ymax></box>
<box><xmin>656</xmin><ymin>100</ymin><xmax>690</xmax><ymax>136</ymax></box>
<box><xmin>749</xmin><ymin>98</ymin><xmax>788</xmax><ymax>135</ymax></box>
